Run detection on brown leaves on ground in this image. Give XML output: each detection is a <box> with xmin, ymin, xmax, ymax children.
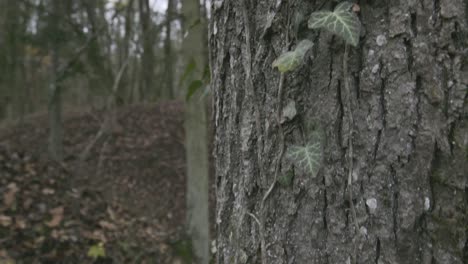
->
<box><xmin>0</xmin><ymin>101</ymin><xmax>196</xmax><ymax>263</ymax></box>
<box><xmin>0</xmin><ymin>215</ymin><xmax>12</xmax><ymax>227</ymax></box>
<box><xmin>45</xmin><ymin>206</ymin><xmax>64</xmax><ymax>228</ymax></box>
<box><xmin>2</xmin><ymin>183</ymin><xmax>19</xmax><ymax>211</ymax></box>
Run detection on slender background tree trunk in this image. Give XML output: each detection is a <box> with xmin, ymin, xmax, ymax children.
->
<box><xmin>163</xmin><ymin>0</ymin><xmax>175</xmax><ymax>99</ymax></box>
<box><xmin>48</xmin><ymin>0</ymin><xmax>64</xmax><ymax>162</ymax></box>
<box><xmin>139</xmin><ymin>0</ymin><xmax>156</xmax><ymax>100</ymax></box>
<box><xmin>183</xmin><ymin>0</ymin><xmax>210</xmax><ymax>263</ymax></box>
<box><xmin>210</xmin><ymin>1</ymin><xmax>467</xmax><ymax>263</ymax></box>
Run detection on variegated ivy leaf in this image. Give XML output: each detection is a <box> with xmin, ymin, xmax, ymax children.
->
<box><xmin>308</xmin><ymin>2</ymin><xmax>361</xmax><ymax>46</ymax></box>
<box><xmin>286</xmin><ymin>140</ymin><xmax>322</xmax><ymax>178</ymax></box>
<box><xmin>294</xmin><ymin>39</ymin><xmax>314</xmax><ymax>56</ymax></box>
<box><xmin>272</xmin><ymin>40</ymin><xmax>313</xmax><ymax>73</ymax></box>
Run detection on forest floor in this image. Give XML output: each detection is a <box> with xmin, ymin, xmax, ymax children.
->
<box><xmin>0</xmin><ymin>101</ymin><xmax>211</xmax><ymax>264</ymax></box>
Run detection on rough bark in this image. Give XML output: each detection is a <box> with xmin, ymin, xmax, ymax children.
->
<box><xmin>210</xmin><ymin>0</ymin><xmax>467</xmax><ymax>263</ymax></box>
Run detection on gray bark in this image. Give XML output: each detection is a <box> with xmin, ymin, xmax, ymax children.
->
<box><xmin>210</xmin><ymin>1</ymin><xmax>467</xmax><ymax>263</ymax></box>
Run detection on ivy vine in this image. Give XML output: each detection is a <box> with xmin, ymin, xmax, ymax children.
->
<box><xmin>257</xmin><ymin>2</ymin><xmax>363</xmax><ymax>263</ymax></box>
<box><xmin>272</xmin><ymin>1</ymin><xmax>361</xmax><ymax>179</ymax></box>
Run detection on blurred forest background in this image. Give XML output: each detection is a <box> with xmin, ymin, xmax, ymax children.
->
<box><xmin>0</xmin><ymin>0</ymin><xmax>209</xmax><ymax>119</ymax></box>
<box><xmin>0</xmin><ymin>0</ymin><xmax>211</xmax><ymax>263</ymax></box>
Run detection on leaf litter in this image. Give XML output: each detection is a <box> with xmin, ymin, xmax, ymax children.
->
<box><xmin>0</xmin><ymin>101</ymin><xmax>212</xmax><ymax>263</ymax></box>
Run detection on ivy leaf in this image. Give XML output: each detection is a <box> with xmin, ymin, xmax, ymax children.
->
<box><xmin>286</xmin><ymin>141</ymin><xmax>322</xmax><ymax>178</ymax></box>
<box><xmin>272</xmin><ymin>40</ymin><xmax>313</xmax><ymax>73</ymax></box>
<box><xmin>179</xmin><ymin>58</ymin><xmax>197</xmax><ymax>86</ymax></box>
<box><xmin>272</xmin><ymin>51</ymin><xmax>301</xmax><ymax>73</ymax></box>
<box><xmin>308</xmin><ymin>2</ymin><xmax>361</xmax><ymax>46</ymax></box>
<box><xmin>278</xmin><ymin>169</ymin><xmax>295</xmax><ymax>187</ymax></box>
<box><xmin>87</xmin><ymin>243</ymin><xmax>106</xmax><ymax>259</ymax></box>
<box><xmin>186</xmin><ymin>80</ymin><xmax>204</xmax><ymax>101</ymax></box>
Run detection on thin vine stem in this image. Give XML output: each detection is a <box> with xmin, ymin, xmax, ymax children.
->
<box><xmin>343</xmin><ymin>44</ymin><xmax>359</xmax><ymax>262</ymax></box>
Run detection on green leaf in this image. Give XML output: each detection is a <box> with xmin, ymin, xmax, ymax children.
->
<box><xmin>308</xmin><ymin>2</ymin><xmax>361</xmax><ymax>46</ymax></box>
<box><xmin>179</xmin><ymin>59</ymin><xmax>197</xmax><ymax>86</ymax></box>
<box><xmin>278</xmin><ymin>169</ymin><xmax>295</xmax><ymax>187</ymax></box>
<box><xmin>272</xmin><ymin>51</ymin><xmax>301</xmax><ymax>73</ymax></box>
<box><xmin>87</xmin><ymin>243</ymin><xmax>106</xmax><ymax>259</ymax></box>
<box><xmin>186</xmin><ymin>80</ymin><xmax>204</xmax><ymax>101</ymax></box>
<box><xmin>202</xmin><ymin>64</ymin><xmax>211</xmax><ymax>82</ymax></box>
<box><xmin>295</xmin><ymin>39</ymin><xmax>314</xmax><ymax>57</ymax></box>
<box><xmin>286</xmin><ymin>141</ymin><xmax>322</xmax><ymax>178</ymax></box>
<box><xmin>272</xmin><ymin>39</ymin><xmax>314</xmax><ymax>73</ymax></box>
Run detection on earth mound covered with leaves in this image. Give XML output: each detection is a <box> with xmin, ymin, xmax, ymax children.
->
<box><xmin>0</xmin><ymin>101</ymin><xmax>195</xmax><ymax>263</ymax></box>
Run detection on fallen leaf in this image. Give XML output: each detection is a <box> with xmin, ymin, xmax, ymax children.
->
<box><xmin>0</xmin><ymin>215</ymin><xmax>12</xmax><ymax>227</ymax></box>
<box><xmin>50</xmin><ymin>229</ymin><xmax>60</xmax><ymax>239</ymax></box>
<box><xmin>64</xmin><ymin>220</ymin><xmax>79</xmax><ymax>227</ymax></box>
<box><xmin>25</xmin><ymin>163</ymin><xmax>36</xmax><ymax>176</ymax></box>
<box><xmin>0</xmin><ymin>258</ymin><xmax>15</xmax><ymax>264</ymax></box>
<box><xmin>106</xmin><ymin>207</ymin><xmax>116</xmax><ymax>221</ymax></box>
<box><xmin>98</xmin><ymin>220</ymin><xmax>117</xmax><ymax>230</ymax></box>
<box><xmin>0</xmin><ymin>249</ymin><xmax>9</xmax><ymax>258</ymax></box>
<box><xmin>45</xmin><ymin>206</ymin><xmax>64</xmax><ymax>227</ymax></box>
<box><xmin>15</xmin><ymin>217</ymin><xmax>27</xmax><ymax>229</ymax></box>
<box><xmin>3</xmin><ymin>183</ymin><xmax>19</xmax><ymax>209</ymax></box>
<box><xmin>172</xmin><ymin>256</ymin><xmax>184</xmax><ymax>264</ymax></box>
<box><xmin>159</xmin><ymin>243</ymin><xmax>169</xmax><ymax>254</ymax></box>
<box><xmin>87</xmin><ymin>242</ymin><xmax>106</xmax><ymax>259</ymax></box>
<box><xmin>22</xmin><ymin>198</ymin><xmax>33</xmax><ymax>210</ymax></box>
<box><xmin>50</xmin><ymin>229</ymin><xmax>66</xmax><ymax>240</ymax></box>
<box><xmin>23</xmin><ymin>240</ymin><xmax>35</xmax><ymax>249</ymax></box>
<box><xmin>34</xmin><ymin>236</ymin><xmax>45</xmax><ymax>246</ymax></box>
<box><xmin>41</xmin><ymin>188</ymin><xmax>55</xmax><ymax>195</ymax></box>
<box><xmin>82</xmin><ymin>230</ymin><xmax>107</xmax><ymax>242</ymax></box>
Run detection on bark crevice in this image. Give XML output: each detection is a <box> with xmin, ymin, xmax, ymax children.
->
<box><xmin>354</xmin><ymin>45</ymin><xmax>364</xmax><ymax>101</ymax></box>
<box><xmin>390</xmin><ymin>165</ymin><xmax>399</xmax><ymax>242</ymax></box>
<box><xmin>372</xmin><ymin>130</ymin><xmax>382</xmax><ymax>163</ymax></box>
<box><xmin>322</xmin><ymin>175</ymin><xmax>328</xmax><ymax>230</ymax></box>
<box><xmin>410</xmin><ymin>12</ymin><xmax>418</xmax><ymax>37</ymax></box>
<box><xmin>379</xmin><ymin>67</ymin><xmax>387</xmax><ymax>129</ymax></box>
<box><xmin>326</xmin><ymin>38</ymin><xmax>335</xmax><ymax>92</ymax></box>
<box><xmin>375</xmin><ymin>237</ymin><xmax>381</xmax><ymax>264</ymax></box>
<box><xmin>403</xmin><ymin>38</ymin><xmax>414</xmax><ymax>73</ymax></box>
<box><xmin>336</xmin><ymin>80</ymin><xmax>345</xmax><ymax>153</ymax></box>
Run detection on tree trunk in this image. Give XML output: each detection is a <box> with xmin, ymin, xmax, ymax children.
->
<box><xmin>48</xmin><ymin>0</ymin><xmax>64</xmax><ymax>162</ymax></box>
<box><xmin>183</xmin><ymin>0</ymin><xmax>210</xmax><ymax>263</ymax></box>
<box><xmin>139</xmin><ymin>0</ymin><xmax>156</xmax><ymax>100</ymax></box>
<box><xmin>163</xmin><ymin>0</ymin><xmax>175</xmax><ymax>99</ymax></box>
<box><xmin>210</xmin><ymin>1</ymin><xmax>467</xmax><ymax>263</ymax></box>
<box><xmin>2</xmin><ymin>0</ymin><xmax>22</xmax><ymax>121</ymax></box>
<box><xmin>83</xmin><ymin>0</ymin><xmax>114</xmax><ymax>99</ymax></box>
<box><xmin>119</xmin><ymin>0</ymin><xmax>135</xmax><ymax>104</ymax></box>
